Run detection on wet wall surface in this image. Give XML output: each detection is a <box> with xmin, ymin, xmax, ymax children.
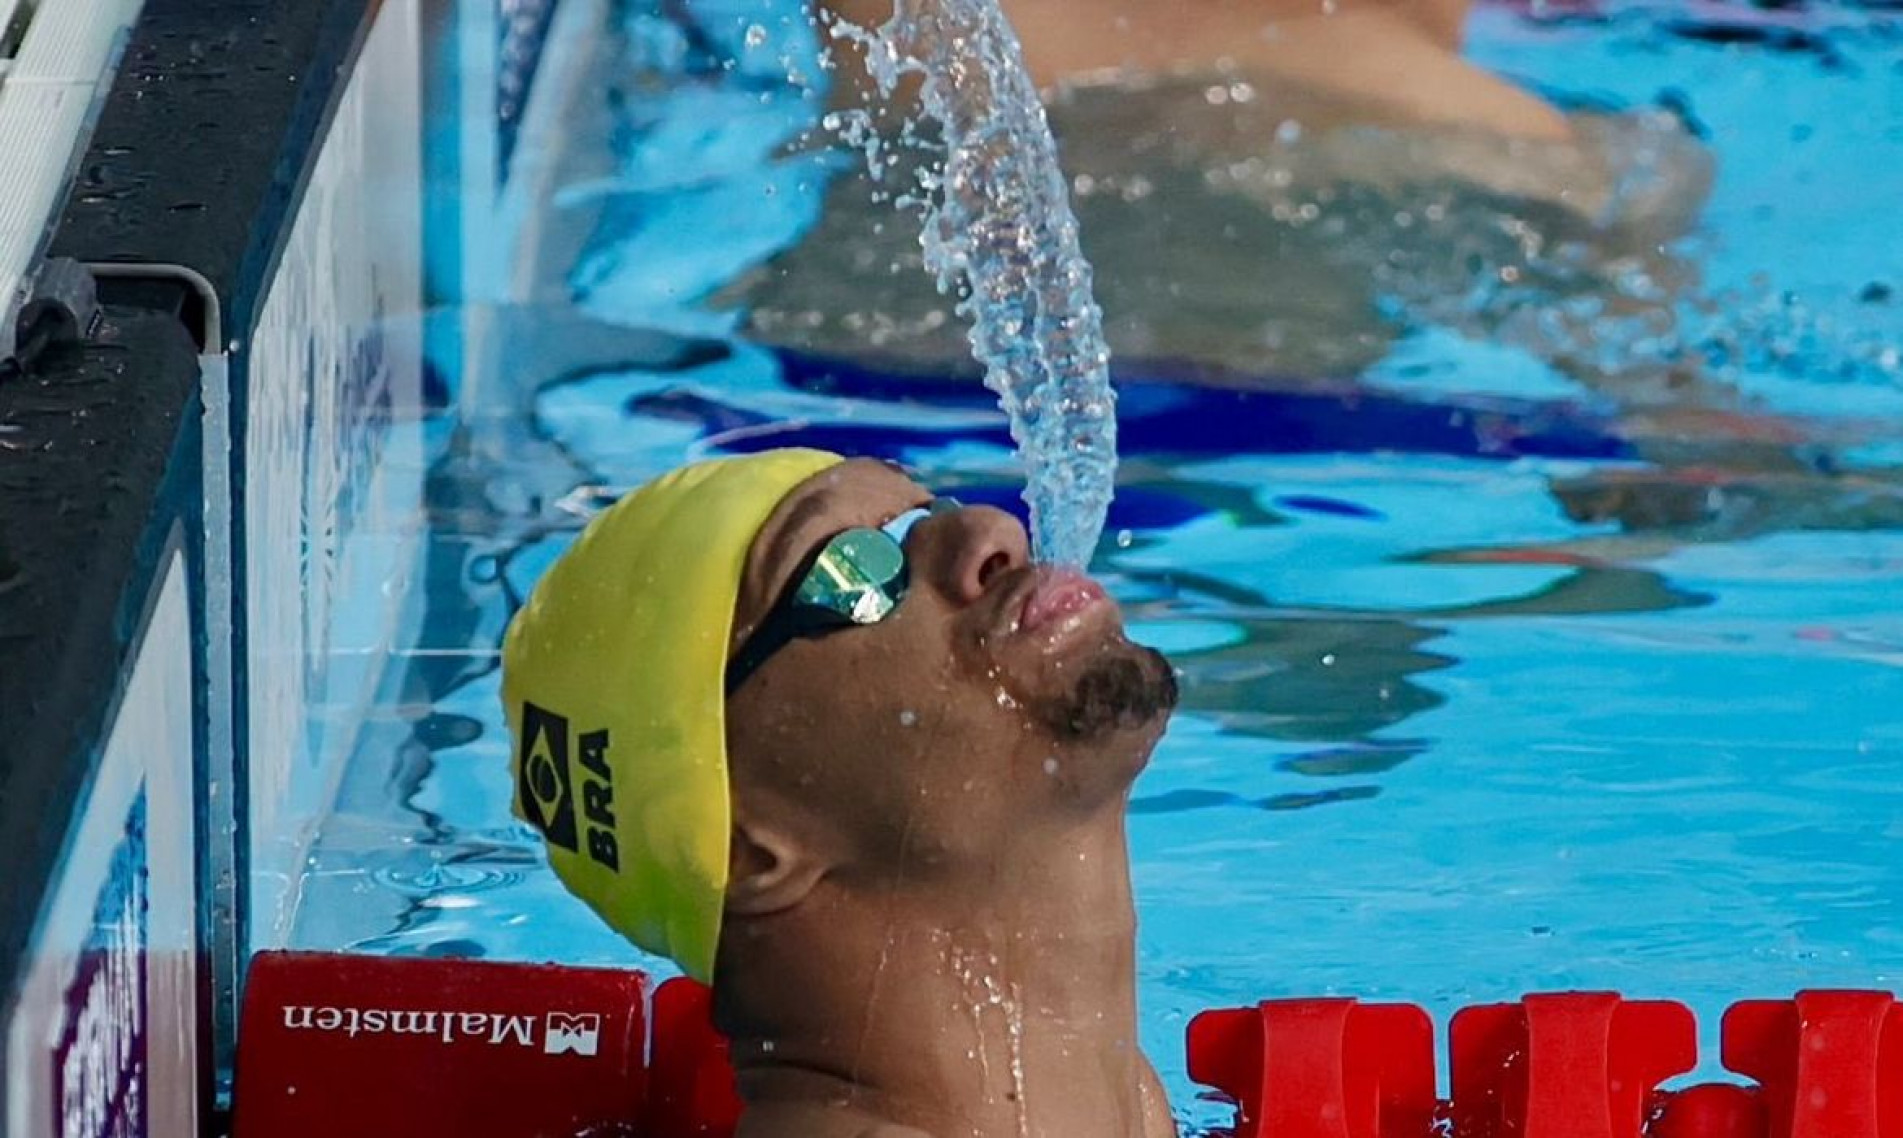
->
<box><xmin>0</xmin><ymin>0</ymin><xmax>374</xmax><ymax>1096</ymax></box>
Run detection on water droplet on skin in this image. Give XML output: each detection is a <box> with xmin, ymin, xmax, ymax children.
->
<box><xmin>1042</xmin><ymin>758</ymin><xmax>1059</xmax><ymax>776</ymax></box>
<box><xmin>995</xmin><ymin>688</ymin><xmax>1019</xmax><ymax>710</ymax></box>
<box><xmin>899</xmin><ymin>709</ymin><xmax>919</xmax><ymax>727</ymax></box>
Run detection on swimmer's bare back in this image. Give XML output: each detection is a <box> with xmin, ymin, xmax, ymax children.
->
<box><xmin>825</xmin><ymin>0</ymin><xmax>1568</xmax><ymax>141</ymax></box>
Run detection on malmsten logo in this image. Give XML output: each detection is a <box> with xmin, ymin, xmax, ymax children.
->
<box><xmin>281</xmin><ymin>1006</ymin><xmax>604</xmax><ymax>1057</ymax></box>
<box><xmin>543</xmin><ymin>1012</ymin><xmax>601</xmax><ymax>1056</ymax></box>
<box><xmin>517</xmin><ymin>702</ymin><xmax>620</xmax><ymax>871</ymax></box>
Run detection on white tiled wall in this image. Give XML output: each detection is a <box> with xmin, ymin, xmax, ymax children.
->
<box><xmin>5</xmin><ymin>547</ymin><xmax>200</xmax><ymax>1138</ymax></box>
<box><xmin>243</xmin><ymin>0</ymin><xmax>427</xmax><ymax>953</ymax></box>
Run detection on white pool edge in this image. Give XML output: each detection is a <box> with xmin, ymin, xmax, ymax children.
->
<box><xmin>0</xmin><ymin>0</ymin><xmax>142</xmax><ymax>344</ymax></box>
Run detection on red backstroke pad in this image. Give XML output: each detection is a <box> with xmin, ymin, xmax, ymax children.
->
<box><xmin>233</xmin><ymin>951</ymin><xmax>649</xmax><ymax>1138</ymax></box>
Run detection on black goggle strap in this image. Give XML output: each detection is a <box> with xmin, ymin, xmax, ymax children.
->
<box><xmin>723</xmin><ymin>601</ymin><xmax>846</xmax><ymax>697</ymax></box>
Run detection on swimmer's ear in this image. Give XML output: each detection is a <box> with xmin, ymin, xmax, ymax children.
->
<box><xmin>726</xmin><ymin>812</ymin><xmax>826</xmax><ymax>916</ymax></box>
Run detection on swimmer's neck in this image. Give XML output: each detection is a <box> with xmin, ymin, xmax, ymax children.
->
<box><xmin>716</xmin><ymin>809</ymin><xmax>1173</xmax><ymax>1138</ymax></box>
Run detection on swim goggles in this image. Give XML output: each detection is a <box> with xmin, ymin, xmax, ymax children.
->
<box><xmin>725</xmin><ymin>498</ymin><xmax>961</xmax><ymax>694</ymax></box>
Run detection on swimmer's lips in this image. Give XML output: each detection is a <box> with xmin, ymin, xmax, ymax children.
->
<box><xmin>1015</xmin><ymin>567</ymin><xmax>1110</xmax><ymax>639</ymax></box>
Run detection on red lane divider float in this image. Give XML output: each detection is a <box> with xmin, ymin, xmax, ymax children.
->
<box><xmin>1720</xmin><ymin>992</ymin><xmax>1903</xmax><ymax>1138</ymax></box>
<box><xmin>1186</xmin><ymin>998</ymin><xmax>1436</xmax><ymax>1137</ymax></box>
<box><xmin>1447</xmin><ymin>994</ymin><xmax>1697</xmax><ymax>1138</ymax></box>
<box><xmin>232</xmin><ymin>952</ymin><xmax>1901</xmax><ymax>1137</ymax></box>
<box><xmin>1189</xmin><ymin>991</ymin><xmax>1903</xmax><ymax>1138</ymax></box>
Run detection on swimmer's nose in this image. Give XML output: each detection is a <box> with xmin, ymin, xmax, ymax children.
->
<box><xmin>913</xmin><ymin>503</ymin><xmax>1029</xmax><ymax>607</ymax></box>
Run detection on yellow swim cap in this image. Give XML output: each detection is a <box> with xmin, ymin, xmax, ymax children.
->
<box><xmin>501</xmin><ymin>448</ymin><xmax>844</xmax><ymax>982</ymax></box>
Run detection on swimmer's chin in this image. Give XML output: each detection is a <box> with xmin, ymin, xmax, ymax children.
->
<box><xmin>1025</xmin><ymin>640</ymin><xmax>1180</xmax><ymax>750</ymax></box>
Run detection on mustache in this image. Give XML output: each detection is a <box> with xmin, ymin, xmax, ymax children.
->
<box><xmin>1040</xmin><ymin>645</ymin><xmax>1179</xmax><ymax>740</ymax></box>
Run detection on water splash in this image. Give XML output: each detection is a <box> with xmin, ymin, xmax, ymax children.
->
<box><xmin>827</xmin><ymin>0</ymin><xmax>1116</xmax><ymax>567</ymax></box>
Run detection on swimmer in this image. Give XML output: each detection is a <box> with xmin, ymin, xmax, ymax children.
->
<box><xmin>503</xmin><ymin>449</ymin><xmax>1181</xmax><ymax>1138</ymax></box>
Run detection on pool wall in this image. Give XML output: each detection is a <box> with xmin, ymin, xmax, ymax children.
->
<box><xmin>0</xmin><ymin>0</ymin><xmax>549</xmax><ymax>1131</ymax></box>
<box><xmin>240</xmin><ymin>0</ymin><xmax>426</xmax><ymax>971</ymax></box>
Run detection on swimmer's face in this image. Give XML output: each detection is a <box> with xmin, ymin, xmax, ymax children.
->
<box><xmin>725</xmin><ymin>459</ymin><xmax>1176</xmax><ymax>867</ymax></box>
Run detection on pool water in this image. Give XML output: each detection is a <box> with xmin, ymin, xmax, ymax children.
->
<box><xmin>294</xmin><ymin>1</ymin><xmax>1903</xmax><ymax>1130</ymax></box>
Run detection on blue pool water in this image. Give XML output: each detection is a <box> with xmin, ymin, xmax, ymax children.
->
<box><xmin>296</xmin><ymin>1</ymin><xmax>1903</xmax><ymax>1130</ymax></box>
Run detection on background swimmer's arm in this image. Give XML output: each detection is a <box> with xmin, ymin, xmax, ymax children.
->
<box><xmin>825</xmin><ymin>0</ymin><xmax>1567</xmax><ymax>141</ymax></box>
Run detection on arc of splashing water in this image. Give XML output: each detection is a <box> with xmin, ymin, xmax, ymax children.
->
<box><xmin>829</xmin><ymin>0</ymin><xmax>1118</xmax><ymax>568</ymax></box>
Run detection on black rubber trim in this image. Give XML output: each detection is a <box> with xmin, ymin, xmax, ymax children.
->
<box><xmin>3</xmin><ymin>0</ymin><xmax>382</xmax><ymax>1123</ymax></box>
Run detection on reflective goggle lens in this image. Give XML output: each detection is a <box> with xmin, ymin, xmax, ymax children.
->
<box><xmin>795</xmin><ymin>527</ymin><xmax>908</xmax><ymax>623</ymax></box>
<box><xmin>726</xmin><ymin>498</ymin><xmax>961</xmax><ymax>694</ymax></box>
